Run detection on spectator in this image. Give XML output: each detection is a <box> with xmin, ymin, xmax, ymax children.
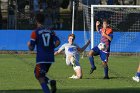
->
<box><xmin>118</xmin><ymin>0</ymin><xmax>124</xmax><ymax>5</ymax></box>
<box><xmin>8</xmin><ymin>4</ymin><xmax>15</xmax><ymax>29</ymax></box>
<box><xmin>52</xmin><ymin>0</ymin><xmax>60</xmax><ymax>29</ymax></box>
<box><xmin>82</xmin><ymin>0</ymin><xmax>101</xmax><ymax>5</ymax></box>
<box><xmin>114</xmin><ymin>0</ymin><xmax>120</xmax><ymax>5</ymax></box>
<box><xmin>33</xmin><ymin>0</ymin><xmax>39</xmax><ymax>14</ymax></box>
<box><xmin>33</xmin><ymin>0</ymin><xmax>48</xmax><ymax>14</ymax></box>
<box><xmin>107</xmin><ymin>0</ymin><xmax>114</xmax><ymax>5</ymax></box>
<box><xmin>17</xmin><ymin>0</ymin><xmax>27</xmax><ymax>13</ymax></box>
<box><xmin>123</xmin><ymin>0</ymin><xmax>136</xmax><ymax>5</ymax></box>
<box><xmin>44</xmin><ymin>8</ymin><xmax>53</xmax><ymax>29</ymax></box>
<box><xmin>0</xmin><ymin>3</ymin><xmax>2</xmax><ymax>29</ymax></box>
<box><xmin>94</xmin><ymin>0</ymin><xmax>101</xmax><ymax>5</ymax></box>
<box><xmin>42</xmin><ymin>0</ymin><xmax>47</xmax><ymax>10</ymax></box>
<box><xmin>47</xmin><ymin>0</ymin><xmax>60</xmax><ymax>29</ymax></box>
<box><xmin>61</xmin><ymin>0</ymin><xmax>69</xmax><ymax>9</ymax></box>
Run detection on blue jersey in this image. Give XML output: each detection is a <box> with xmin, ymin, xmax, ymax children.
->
<box><xmin>29</xmin><ymin>27</ymin><xmax>60</xmax><ymax>64</ymax></box>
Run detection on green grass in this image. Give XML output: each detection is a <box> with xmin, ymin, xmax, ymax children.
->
<box><xmin>0</xmin><ymin>54</ymin><xmax>140</xmax><ymax>93</ymax></box>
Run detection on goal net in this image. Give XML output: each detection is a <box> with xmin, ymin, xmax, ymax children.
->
<box><xmin>83</xmin><ymin>4</ymin><xmax>140</xmax><ymax>55</ymax></box>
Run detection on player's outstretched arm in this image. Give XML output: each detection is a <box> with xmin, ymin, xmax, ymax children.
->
<box><xmin>96</xmin><ymin>21</ymin><xmax>100</xmax><ymax>31</ymax></box>
<box><xmin>102</xmin><ymin>32</ymin><xmax>113</xmax><ymax>41</ymax></box>
<box><xmin>54</xmin><ymin>51</ymin><xmax>60</xmax><ymax>55</ymax></box>
<box><xmin>78</xmin><ymin>40</ymin><xmax>90</xmax><ymax>52</ymax></box>
<box><xmin>54</xmin><ymin>44</ymin><xmax>65</xmax><ymax>55</ymax></box>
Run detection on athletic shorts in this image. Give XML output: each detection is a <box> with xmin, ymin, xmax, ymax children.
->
<box><xmin>92</xmin><ymin>46</ymin><xmax>109</xmax><ymax>62</ymax></box>
<box><xmin>34</xmin><ymin>63</ymin><xmax>52</xmax><ymax>79</ymax></box>
<box><xmin>66</xmin><ymin>54</ymin><xmax>80</xmax><ymax>66</ymax></box>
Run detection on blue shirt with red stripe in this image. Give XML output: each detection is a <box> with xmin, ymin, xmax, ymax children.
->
<box><xmin>29</xmin><ymin>26</ymin><xmax>60</xmax><ymax>64</ymax></box>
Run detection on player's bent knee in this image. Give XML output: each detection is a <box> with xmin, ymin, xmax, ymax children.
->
<box><xmin>38</xmin><ymin>77</ymin><xmax>46</xmax><ymax>84</ymax></box>
<box><xmin>34</xmin><ymin>71</ymin><xmax>46</xmax><ymax>80</ymax></box>
<box><xmin>102</xmin><ymin>62</ymin><xmax>108</xmax><ymax>67</ymax></box>
<box><xmin>66</xmin><ymin>62</ymin><xmax>71</xmax><ymax>66</ymax></box>
<box><xmin>73</xmin><ymin>66</ymin><xmax>81</xmax><ymax>70</ymax></box>
<box><xmin>88</xmin><ymin>50</ymin><xmax>94</xmax><ymax>56</ymax></box>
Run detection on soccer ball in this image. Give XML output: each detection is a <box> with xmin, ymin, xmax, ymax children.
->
<box><xmin>98</xmin><ymin>43</ymin><xmax>106</xmax><ymax>50</ymax></box>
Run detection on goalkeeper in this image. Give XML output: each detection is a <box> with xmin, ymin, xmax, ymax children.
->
<box><xmin>88</xmin><ymin>19</ymin><xmax>113</xmax><ymax>79</ymax></box>
<box><xmin>55</xmin><ymin>34</ymin><xmax>90</xmax><ymax>79</ymax></box>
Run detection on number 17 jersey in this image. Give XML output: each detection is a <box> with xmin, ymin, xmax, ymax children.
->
<box><xmin>30</xmin><ymin>27</ymin><xmax>60</xmax><ymax>64</ymax></box>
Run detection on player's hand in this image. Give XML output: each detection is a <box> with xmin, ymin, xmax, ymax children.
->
<box><xmin>54</xmin><ymin>51</ymin><xmax>58</xmax><ymax>55</ymax></box>
<box><xmin>96</xmin><ymin>21</ymin><xmax>100</xmax><ymax>26</ymax></box>
<box><xmin>102</xmin><ymin>32</ymin><xmax>107</xmax><ymax>37</ymax></box>
<box><xmin>27</xmin><ymin>41</ymin><xmax>30</xmax><ymax>46</ymax></box>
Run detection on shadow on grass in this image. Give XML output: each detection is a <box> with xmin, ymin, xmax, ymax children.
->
<box><xmin>84</xmin><ymin>76</ymin><xmax>126</xmax><ymax>80</ymax></box>
<box><xmin>0</xmin><ymin>88</ymin><xmax>140</xmax><ymax>93</ymax></box>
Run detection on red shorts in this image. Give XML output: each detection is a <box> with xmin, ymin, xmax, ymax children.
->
<box><xmin>34</xmin><ymin>63</ymin><xmax>52</xmax><ymax>79</ymax></box>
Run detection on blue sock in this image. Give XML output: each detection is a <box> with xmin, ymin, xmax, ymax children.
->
<box><xmin>45</xmin><ymin>76</ymin><xmax>49</xmax><ymax>84</ymax></box>
<box><xmin>41</xmin><ymin>82</ymin><xmax>50</xmax><ymax>93</ymax></box>
<box><xmin>136</xmin><ymin>72</ymin><xmax>140</xmax><ymax>77</ymax></box>
<box><xmin>89</xmin><ymin>56</ymin><xmax>95</xmax><ymax>68</ymax></box>
<box><xmin>104</xmin><ymin>66</ymin><xmax>108</xmax><ymax>77</ymax></box>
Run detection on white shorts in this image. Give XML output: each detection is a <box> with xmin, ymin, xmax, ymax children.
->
<box><xmin>66</xmin><ymin>54</ymin><xmax>80</xmax><ymax>66</ymax></box>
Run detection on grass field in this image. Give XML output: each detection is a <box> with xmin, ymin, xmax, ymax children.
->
<box><xmin>0</xmin><ymin>54</ymin><xmax>140</xmax><ymax>93</ymax></box>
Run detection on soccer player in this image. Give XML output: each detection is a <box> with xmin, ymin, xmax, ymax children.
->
<box><xmin>88</xmin><ymin>19</ymin><xmax>113</xmax><ymax>79</ymax></box>
<box><xmin>132</xmin><ymin>64</ymin><xmax>140</xmax><ymax>82</ymax></box>
<box><xmin>55</xmin><ymin>34</ymin><xmax>90</xmax><ymax>79</ymax></box>
<box><xmin>27</xmin><ymin>13</ymin><xmax>60</xmax><ymax>93</ymax></box>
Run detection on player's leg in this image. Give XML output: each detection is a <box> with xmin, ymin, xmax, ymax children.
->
<box><xmin>66</xmin><ymin>56</ymin><xmax>72</xmax><ymax>66</ymax></box>
<box><xmin>38</xmin><ymin>77</ymin><xmax>50</xmax><ymax>93</ymax></box>
<box><xmin>66</xmin><ymin>56</ymin><xmax>76</xmax><ymax>78</ymax></box>
<box><xmin>132</xmin><ymin>64</ymin><xmax>140</xmax><ymax>82</ymax></box>
<box><xmin>100</xmin><ymin>51</ymin><xmax>109</xmax><ymax>79</ymax></box>
<box><xmin>88</xmin><ymin>46</ymin><xmax>100</xmax><ymax>74</ymax></box>
<box><xmin>73</xmin><ymin>66</ymin><xmax>82</xmax><ymax>79</ymax></box>
<box><xmin>34</xmin><ymin>64</ymin><xmax>51</xmax><ymax>93</ymax></box>
<box><xmin>66</xmin><ymin>55</ymin><xmax>78</xmax><ymax>67</ymax></box>
<box><xmin>67</xmin><ymin>55</ymin><xmax>82</xmax><ymax>79</ymax></box>
<box><xmin>44</xmin><ymin>64</ymin><xmax>57</xmax><ymax>93</ymax></box>
<box><xmin>73</xmin><ymin>55</ymin><xmax>82</xmax><ymax>79</ymax></box>
<box><xmin>102</xmin><ymin>62</ymin><xmax>109</xmax><ymax>79</ymax></box>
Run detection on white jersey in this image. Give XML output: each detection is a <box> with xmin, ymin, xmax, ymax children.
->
<box><xmin>58</xmin><ymin>43</ymin><xmax>79</xmax><ymax>56</ymax></box>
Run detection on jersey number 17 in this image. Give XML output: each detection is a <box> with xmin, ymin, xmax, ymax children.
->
<box><xmin>42</xmin><ymin>33</ymin><xmax>50</xmax><ymax>47</ymax></box>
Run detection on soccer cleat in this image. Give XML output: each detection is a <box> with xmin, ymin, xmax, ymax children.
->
<box><xmin>90</xmin><ymin>66</ymin><xmax>96</xmax><ymax>74</ymax></box>
<box><xmin>69</xmin><ymin>75</ymin><xmax>80</xmax><ymax>79</ymax></box>
<box><xmin>69</xmin><ymin>74</ymin><xmax>76</xmax><ymax>78</ymax></box>
<box><xmin>103</xmin><ymin>76</ymin><xmax>110</xmax><ymax>79</ymax></box>
<box><xmin>72</xmin><ymin>76</ymin><xmax>80</xmax><ymax>79</ymax></box>
<box><xmin>50</xmin><ymin>80</ymin><xmax>57</xmax><ymax>93</ymax></box>
<box><xmin>132</xmin><ymin>76</ymin><xmax>140</xmax><ymax>82</ymax></box>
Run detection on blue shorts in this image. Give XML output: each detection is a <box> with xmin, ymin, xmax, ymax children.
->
<box><xmin>34</xmin><ymin>63</ymin><xmax>52</xmax><ymax>79</ymax></box>
<box><xmin>92</xmin><ymin>46</ymin><xmax>109</xmax><ymax>62</ymax></box>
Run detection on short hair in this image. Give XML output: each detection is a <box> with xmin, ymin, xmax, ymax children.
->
<box><xmin>68</xmin><ymin>34</ymin><xmax>75</xmax><ymax>40</ymax></box>
<box><xmin>103</xmin><ymin>19</ymin><xmax>110</xmax><ymax>24</ymax></box>
<box><xmin>35</xmin><ymin>13</ymin><xmax>45</xmax><ymax>24</ymax></box>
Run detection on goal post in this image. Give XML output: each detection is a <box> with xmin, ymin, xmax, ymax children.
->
<box><xmin>90</xmin><ymin>5</ymin><xmax>140</xmax><ymax>54</ymax></box>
